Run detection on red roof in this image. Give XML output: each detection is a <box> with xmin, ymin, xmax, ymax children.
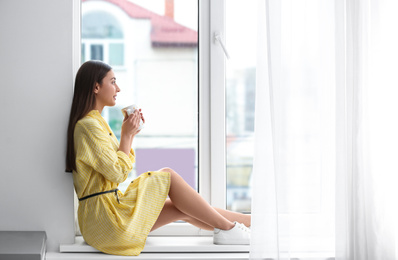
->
<box><xmin>83</xmin><ymin>0</ymin><xmax>198</xmax><ymax>47</ymax></box>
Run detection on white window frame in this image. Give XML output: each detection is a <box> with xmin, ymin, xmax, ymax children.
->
<box><xmin>72</xmin><ymin>0</ymin><xmax>228</xmax><ymax>237</ymax></box>
<box><xmin>209</xmin><ymin>0</ymin><xmax>227</xmax><ymax>210</ymax></box>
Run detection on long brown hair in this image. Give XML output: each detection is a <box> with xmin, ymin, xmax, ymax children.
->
<box><xmin>65</xmin><ymin>60</ymin><xmax>112</xmax><ymax>172</ymax></box>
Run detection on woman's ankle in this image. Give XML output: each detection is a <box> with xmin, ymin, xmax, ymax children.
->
<box><xmin>221</xmin><ymin>221</ymin><xmax>235</xmax><ymax>231</ymax></box>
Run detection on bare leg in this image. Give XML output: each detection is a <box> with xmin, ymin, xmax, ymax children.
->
<box><xmin>155</xmin><ymin>168</ymin><xmax>235</xmax><ymax>231</ymax></box>
<box><xmin>214</xmin><ymin>208</ymin><xmax>251</xmax><ymax>227</ymax></box>
<box><xmin>152</xmin><ymin>200</ymin><xmax>252</xmax><ymax>232</ymax></box>
<box><xmin>151</xmin><ymin>199</ymin><xmax>251</xmax><ymax>232</ymax></box>
<box><xmin>151</xmin><ymin>199</ymin><xmax>214</xmax><ymax>231</ymax></box>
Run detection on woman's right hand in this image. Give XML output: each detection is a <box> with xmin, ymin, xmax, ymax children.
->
<box><xmin>121</xmin><ymin>109</ymin><xmax>141</xmax><ymax>137</ymax></box>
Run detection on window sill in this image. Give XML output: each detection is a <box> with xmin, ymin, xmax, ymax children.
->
<box><xmin>47</xmin><ymin>252</ymin><xmax>249</xmax><ymax>260</ymax></box>
<box><xmin>53</xmin><ymin>236</ymin><xmax>249</xmax><ymax>260</ymax></box>
<box><xmin>55</xmin><ymin>236</ymin><xmax>334</xmax><ymax>260</ymax></box>
<box><xmin>60</xmin><ymin>236</ymin><xmax>249</xmax><ymax>253</ymax></box>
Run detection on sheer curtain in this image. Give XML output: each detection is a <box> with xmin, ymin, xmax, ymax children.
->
<box><xmin>251</xmin><ymin>0</ymin><xmax>398</xmax><ymax>259</ymax></box>
<box><xmin>335</xmin><ymin>0</ymin><xmax>398</xmax><ymax>258</ymax></box>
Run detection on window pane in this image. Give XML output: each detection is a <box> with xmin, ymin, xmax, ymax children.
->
<box><xmin>90</xmin><ymin>44</ymin><xmax>103</xmax><ymax>61</ymax></box>
<box><xmin>225</xmin><ymin>2</ymin><xmax>257</xmax><ymax>212</ymax></box>
<box><xmin>81</xmin><ymin>43</ymin><xmax>85</xmax><ymax>63</ymax></box>
<box><xmin>82</xmin><ymin>11</ymin><xmax>123</xmax><ymax>39</ymax></box>
<box><xmin>82</xmin><ymin>0</ymin><xmax>198</xmax><ymax>193</ymax></box>
<box><xmin>109</xmin><ymin>43</ymin><xmax>124</xmax><ymax>66</ymax></box>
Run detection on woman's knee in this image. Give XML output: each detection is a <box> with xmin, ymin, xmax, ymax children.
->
<box><xmin>158</xmin><ymin>167</ymin><xmax>187</xmax><ymax>189</ymax></box>
<box><xmin>158</xmin><ymin>167</ymin><xmax>175</xmax><ymax>174</ymax></box>
<box><xmin>158</xmin><ymin>167</ymin><xmax>180</xmax><ymax>179</ymax></box>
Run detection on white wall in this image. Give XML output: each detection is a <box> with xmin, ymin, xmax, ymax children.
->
<box><xmin>0</xmin><ymin>0</ymin><xmax>75</xmax><ymax>252</ymax></box>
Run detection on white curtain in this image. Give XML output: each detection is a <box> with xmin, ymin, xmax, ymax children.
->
<box><xmin>251</xmin><ymin>0</ymin><xmax>398</xmax><ymax>259</ymax></box>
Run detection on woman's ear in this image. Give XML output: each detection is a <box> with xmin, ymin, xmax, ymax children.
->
<box><xmin>93</xmin><ymin>82</ymin><xmax>100</xmax><ymax>94</ymax></box>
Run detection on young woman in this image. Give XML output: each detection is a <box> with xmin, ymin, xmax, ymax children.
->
<box><xmin>66</xmin><ymin>60</ymin><xmax>251</xmax><ymax>256</ymax></box>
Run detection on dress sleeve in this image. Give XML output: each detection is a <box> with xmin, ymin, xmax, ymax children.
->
<box><xmin>74</xmin><ymin>120</ymin><xmax>135</xmax><ymax>183</ymax></box>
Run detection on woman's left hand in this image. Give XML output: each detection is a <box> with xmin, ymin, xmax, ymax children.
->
<box><xmin>139</xmin><ymin>109</ymin><xmax>145</xmax><ymax>125</ymax></box>
<box><xmin>131</xmin><ymin>109</ymin><xmax>145</xmax><ymax>137</ymax></box>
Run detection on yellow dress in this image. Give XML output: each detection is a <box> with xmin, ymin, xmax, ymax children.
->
<box><xmin>73</xmin><ymin>110</ymin><xmax>170</xmax><ymax>256</ymax></box>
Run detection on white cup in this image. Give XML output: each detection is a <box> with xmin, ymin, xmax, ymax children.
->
<box><xmin>121</xmin><ymin>104</ymin><xmax>145</xmax><ymax>130</ymax></box>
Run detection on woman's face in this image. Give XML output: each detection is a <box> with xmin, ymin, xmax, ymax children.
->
<box><xmin>94</xmin><ymin>70</ymin><xmax>120</xmax><ymax>109</ymax></box>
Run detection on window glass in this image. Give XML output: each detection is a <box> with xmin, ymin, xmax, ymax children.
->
<box><xmin>81</xmin><ymin>43</ymin><xmax>85</xmax><ymax>63</ymax></box>
<box><xmin>82</xmin><ymin>10</ymin><xmax>124</xmax><ymax>66</ymax></box>
<box><xmin>109</xmin><ymin>43</ymin><xmax>124</xmax><ymax>66</ymax></box>
<box><xmin>81</xmin><ymin>0</ymin><xmax>198</xmax><ymax>193</ymax></box>
<box><xmin>225</xmin><ymin>1</ymin><xmax>257</xmax><ymax>213</ymax></box>
<box><xmin>90</xmin><ymin>44</ymin><xmax>103</xmax><ymax>60</ymax></box>
<box><xmin>82</xmin><ymin>11</ymin><xmax>123</xmax><ymax>39</ymax></box>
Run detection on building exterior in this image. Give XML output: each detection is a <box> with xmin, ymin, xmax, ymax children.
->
<box><xmin>82</xmin><ymin>0</ymin><xmax>198</xmax><ymax>137</ymax></box>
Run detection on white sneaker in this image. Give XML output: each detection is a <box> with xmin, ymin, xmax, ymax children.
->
<box><xmin>213</xmin><ymin>222</ymin><xmax>251</xmax><ymax>245</ymax></box>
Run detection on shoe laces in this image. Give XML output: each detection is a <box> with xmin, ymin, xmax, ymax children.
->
<box><xmin>236</xmin><ymin>222</ymin><xmax>251</xmax><ymax>233</ymax></box>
